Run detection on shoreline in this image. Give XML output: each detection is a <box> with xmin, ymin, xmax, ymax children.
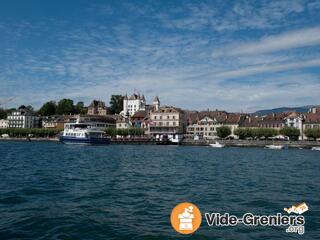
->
<box><xmin>1</xmin><ymin>137</ymin><xmax>320</xmax><ymax>149</ymax></box>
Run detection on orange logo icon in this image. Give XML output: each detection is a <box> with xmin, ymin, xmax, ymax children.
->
<box><xmin>170</xmin><ymin>202</ymin><xmax>202</xmax><ymax>234</ymax></box>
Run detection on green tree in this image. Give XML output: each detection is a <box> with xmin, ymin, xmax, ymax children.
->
<box><xmin>105</xmin><ymin>127</ymin><xmax>117</xmax><ymax>137</ymax></box>
<box><xmin>75</xmin><ymin>101</ymin><xmax>87</xmax><ymax>114</ymax></box>
<box><xmin>26</xmin><ymin>105</ymin><xmax>34</xmax><ymax>111</ymax></box>
<box><xmin>18</xmin><ymin>105</ymin><xmax>34</xmax><ymax>111</ymax></box>
<box><xmin>216</xmin><ymin>126</ymin><xmax>231</xmax><ymax>138</ymax></box>
<box><xmin>252</xmin><ymin>128</ymin><xmax>278</xmax><ymax>139</ymax></box>
<box><xmin>39</xmin><ymin>101</ymin><xmax>57</xmax><ymax>116</ymax></box>
<box><xmin>304</xmin><ymin>128</ymin><xmax>320</xmax><ymax>140</ymax></box>
<box><xmin>234</xmin><ymin>128</ymin><xmax>278</xmax><ymax>139</ymax></box>
<box><xmin>106</xmin><ymin>127</ymin><xmax>145</xmax><ymax>137</ymax></box>
<box><xmin>234</xmin><ymin>128</ymin><xmax>253</xmax><ymax>139</ymax></box>
<box><xmin>0</xmin><ymin>128</ymin><xmax>62</xmax><ymax>138</ymax></box>
<box><xmin>280</xmin><ymin>127</ymin><xmax>300</xmax><ymax>140</ymax></box>
<box><xmin>56</xmin><ymin>99</ymin><xmax>74</xmax><ymax>115</ymax></box>
<box><xmin>109</xmin><ymin>95</ymin><xmax>124</xmax><ymax>114</ymax></box>
<box><xmin>0</xmin><ymin>108</ymin><xmax>7</xmax><ymax>119</ymax></box>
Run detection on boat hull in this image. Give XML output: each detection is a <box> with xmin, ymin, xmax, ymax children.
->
<box><xmin>59</xmin><ymin>136</ymin><xmax>110</xmax><ymax>145</ymax></box>
<box><xmin>265</xmin><ymin>145</ymin><xmax>288</xmax><ymax>150</ymax></box>
<box><xmin>209</xmin><ymin>143</ymin><xmax>225</xmax><ymax>148</ymax></box>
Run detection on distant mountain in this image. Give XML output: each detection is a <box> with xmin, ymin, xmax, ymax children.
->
<box><xmin>254</xmin><ymin>105</ymin><xmax>316</xmax><ymax>115</ymax></box>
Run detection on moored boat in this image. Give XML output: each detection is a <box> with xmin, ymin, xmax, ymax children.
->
<box><xmin>311</xmin><ymin>147</ymin><xmax>320</xmax><ymax>151</ymax></box>
<box><xmin>265</xmin><ymin>144</ymin><xmax>288</xmax><ymax>150</ymax></box>
<box><xmin>209</xmin><ymin>142</ymin><xmax>225</xmax><ymax>148</ymax></box>
<box><xmin>59</xmin><ymin>122</ymin><xmax>110</xmax><ymax>145</ymax></box>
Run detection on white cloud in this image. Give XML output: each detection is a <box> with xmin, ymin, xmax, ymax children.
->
<box><xmin>214</xmin><ymin>26</ymin><xmax>320</xmax><ymax>57</ymax></box>
<box><xmin>2</xmin><ymin>1</ymin><xmax>320</xmax><ymax>112</ymax></box>
<box><xmin>205</xmin><ymin>58</ymin><xmax>320</xmax><ymax>80</ymax></box>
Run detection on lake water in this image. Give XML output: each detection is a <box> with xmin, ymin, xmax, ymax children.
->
<box><xmin>0</xmin><ymin>141</ymin><xmax>319</xmax><ymax>239</ymax></box>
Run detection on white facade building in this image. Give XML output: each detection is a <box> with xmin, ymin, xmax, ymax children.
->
<box><xmin>187</xmin><ymin>116</ymin><xmax>223</xmax><ymax>139</ymax></box>
<box><xmin>284</xmin><ymin>112</ymin><xmax>304</xmax><ymax>140</ymax></box>
<box><xmin>149</xmin><ymin>106</ymin><xmax>186</xmax><ymax>142</ymax></box>
<box><xmin>0</xmin><ymin>119</ymin><xmax>9</xmax><ymax>129</ymax></box>
<box><xmin>7</xmin><ymin>109</ymin><xmax>40</xmax><ymax>128</ymax></box>
<box><xmin>123</xmin><ymin>93</ymin><xmax>146</xmax><ymax>116</ymax></box>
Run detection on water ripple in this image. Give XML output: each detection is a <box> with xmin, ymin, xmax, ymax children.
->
<box><xmin>0</xmin><ymin>142</ymin><xmax>319</xmax><ymax>239</ymax></box>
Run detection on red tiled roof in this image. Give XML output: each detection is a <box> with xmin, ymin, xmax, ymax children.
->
<box><xmin>186</xmin><ymin>110</ymin><xmax>228</xmax><ymax>124</ymax></box>
<box><xmin>224</xmin><ymin>113</ymin><xmax>242</xmax><ymax>124</ymax></box>
<box><xmin>131</xmin><ymin>110</ymin><xmax>147</xmax><ymax>119</ymax></box>
<box><xmin>304</xmin><ymin>113</ymin><xmax>320</xmax><ymax>123</ymax></box>
<box><xmin>239</xmin><ymin>116</ymin><xmax>262</xmax><ymax>127</ymax></box>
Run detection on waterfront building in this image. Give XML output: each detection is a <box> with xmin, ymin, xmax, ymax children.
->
<box><xmin>130</xmin><ymin>110</ymin><xmax>149</xmax><ymax>129</ymax></box>
<box><xmin>224</xmin><ymin>113</ymin><xmax>242</xmax><ymax>137</ymax></box>
<box><xmin>283</xmin><ymin>112</ymin><xmax>304</xmax><ymax>139</ymax></box>
<box><xmin>77</xmin><ymin>115</ymin><xmax>116</xmax><ymax>129</ymax></box>
<box><xmin>304</xmin><ymin>113</ymin><xmax>320</xmax><ymax>129</ymax></box>
<box><xmin>187</xmin><ymin>116</ymin><xmax>223</xmax><ymax>139</ymax></box>
<box><xmin>116</xmin><ymin>116</ymin><xmax>131</xmax><ymax>129</ymax></box>
<box><xmin>302</xmin><ymin>113</ymin><xmax>320</xmax><ymax>140</ymax></box>
<box><xmin>149</xmin><ymin>106</ymin><xmax>186</xmax><ymax>141</ymax></box>
<box><xmin>239</xmin><ymin>115</ymin><xmax>262</xmax><ymax>128</ymax></box>
<box><xmin>42</xmin><ymin>115</ymin><xmax>65</xmax><ymax>129</ymax></box>
<box><xmin>0</xmin><ymin>119</ymin><xmax>9</xmax><ymax>129</ymax></box>
<box><xmin>258</xmin><ymin>113</ymin><xmax>288</xmax><ymax>129</ymax></box>
<box><xmin>123</xmin><ymin>93</ymin><xmax>146</xmax><ymax>116</ymax></box>
<box><xmin>87</xmin><ymin>100</ymin><xmax>108</xmax><ymax>115</ymax></box>
<box><xmin>57</xmin><ymin>114</ymin><xmax>116</xmax><ymax>130</ymax></box>
<box><xmin>309</xmin><ymin>106</ymin><xmax>320</xmax><ymax>114</ymax></box>
<box><xmin>284</xmin><ymin>112</ymin><xmax>303</xmax><ymax>128</ymax></box>
<box><xmin>7</xmin><ymin>109</ymin><xmax>40</xmax><ymax>128</ymax></box>
<box><xmin>186</xmin><ymin>111</ymin><xmax>242</xmax><ymax>139</ymax></box>
<box><xmin>186</xmin><ymin>111</ymin><xmax>226</xmax><ymax>139</ymax></box>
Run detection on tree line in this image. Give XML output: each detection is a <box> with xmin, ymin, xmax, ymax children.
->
<box><xmin>0</xmin><ymin>95</ymin><xmax>124</xmax><ymax>119</ymax></box>
<box><xmin>105</xmin><ymin>127</ymin><xmax>145</xmax><ymax>137</ymax></box>
<box><xmin>0</xmin><ymin>128</ymin><xmax>62</xmax><ymax>137</ymax></box>
<box><xmin>0</xmin><ymin>127</ymin><xmax>144</xmax><ymax>138</ymax></box>
<box><xmin>1</xmin><ymin>126</ymin><xmax>319</xmax><ymax>140</ymax></box>
<box><xmin>232</xmin><ymin>127</ymin><xmax>319</xmax><ymax>140</ymax></box>
<box><xmin>212</xmin><ymin>126</ymin><xmax>320</xmax><ymax>140</ymax></box>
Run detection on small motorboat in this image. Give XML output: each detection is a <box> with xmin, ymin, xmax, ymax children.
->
<box><xmin>209</xmin><ymin>142</ymin><xmax>225</xmax><ymax>148</ymax></box>
<box><xmin>265</xmin><ymin>144</ymin><xmax>288</xmax><ymax>150</ymax></box>
<box><xmin>311</xmin><ymin>147</ymin><xmax>320</xmax><ymax>151</ymax></box>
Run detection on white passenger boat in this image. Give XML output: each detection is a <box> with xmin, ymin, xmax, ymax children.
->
<box><xmin>209</xmin><ymin>142</ymin><xmax>225</xmax><ymax>148</ymax></box>
<box><xmin>311</xmin><ymin>147</ymin><xmax>320</xmax><ymax>151</ymax></box>
<box><xmin>59</xmin><ymin>122</ymin><xmax>110</xmax><ymax>145</ymax></box>
<box><xmin>265</xmin><ymin>144</ymin><xmax>288</xmax><ymax>150</ymax></box>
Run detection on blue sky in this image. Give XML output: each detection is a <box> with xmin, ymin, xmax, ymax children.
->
<box><xmin>1</xmin><ymin>0</ymin><xmax>320</xmax><ymax>112</ymax></box>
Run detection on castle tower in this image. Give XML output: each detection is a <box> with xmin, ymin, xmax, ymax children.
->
<box><xmin>141</xmin><ymin>94</ymin><xmax>146</xmax><ymax>110</ymax></box>
<box><xmin>123</xmin><ymin>94</ymin><xmax>128</xmax><ymax>116</ymax></box>
<box><xmin>153</xmin><ymin>96</ymin><xmax>160</xmax><ymax>111</ymax></box>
